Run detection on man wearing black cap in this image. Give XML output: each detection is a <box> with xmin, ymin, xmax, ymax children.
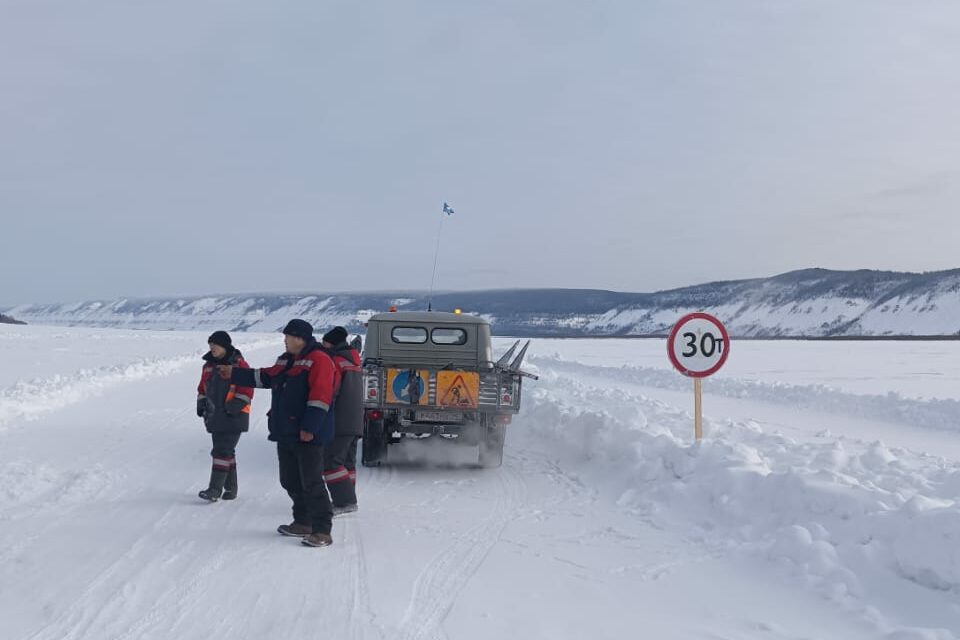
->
<box><xmin>321</xmin><ymin>326</ymin><xmax>363</xmax><ymax>514</ymax></box>
<box><xmin>218</xmin><ymin>319</ymin><xmax>339</xmax><ymax>548</ymax></box>
<box><xmin>196</xmin><ymin>331</ymin><xmax>253</xmax><ymax>501</ymax></box>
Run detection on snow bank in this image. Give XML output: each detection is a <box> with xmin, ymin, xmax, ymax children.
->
<box><xmin>516</xmin><ymin>363</ymin><xmax>960</xmax><ymax>638</ymax></box>
<box><xmin>0</xmin><ymin>337</ymin><xmax>277</xmax><ymax>432</ymax></box>
<box><xmin>531</xmin><ymin>354</ymin><xmax>960</xmax><ymax>432</ymax></box>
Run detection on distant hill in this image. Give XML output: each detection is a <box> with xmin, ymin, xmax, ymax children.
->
<box><xmin>0</xmin><ymin>313</ymin><xmax>25</xmax><ymax>325</ymax></box>
<box><xmin>4</xmin><ymin>268</ymin><xmax>960</xmax><ymax>337</ymax></box>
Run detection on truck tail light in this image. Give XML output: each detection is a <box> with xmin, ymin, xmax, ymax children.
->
<box><xmin>496</xmin><ymin>415</ymin><xmax>512</xmax><ymax>424</ymax></box>
<box><xmin>367</xmin><ymin>410</ymin><xmax>384</xmax><ymax>421</ymax></box>
<box><xmin>501</xmin><ymin>393</ymin><xmax>512</xmax><ymax>405</ymax></box>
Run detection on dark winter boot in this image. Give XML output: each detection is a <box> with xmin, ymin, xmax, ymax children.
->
<box><xmin>198</xmin><ymin>459</ymin><xmax>230</xmax><ymax>502</ymax></box>
<box><xmin>198</xmin><ymin>471</ymin><xmax>227</xmax><ymax>501</ymax></box>
<box><xmin>222</xmin><ymin>466</ymin><xmax>238</xmax><ymax>501</ymax></box>
<box><xmin>333</xmin><ymin>503</ymin><xmax>358</xmax><ymax>517</ymax></box>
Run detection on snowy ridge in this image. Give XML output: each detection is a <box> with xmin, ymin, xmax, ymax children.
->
<box><xmin>530</xmin><ymin>355</ymin><xmax>960</xmax><ymax>432</ymax></box>
<box><xmin>3</xmin><ymin>295</ymin><xmax>369</xmax><ymax>334</ymax></box>
<box><xmin>0</xmin><ymin>356</ymin><xmax>195</xmax><ymax>430</ymax></box>
<box><xmin>5</xmin><ymin>268</ymin><xmax>960</xmax><ymax>337</ymax></box>
<box><xmin>524</xmin><ymin>360</ymin><xmax>960</xmax><ymax>639</ymax></box>
<box><xmin>0</xmin><ymin>337</ymin><xmax>277</xmax><ymax>432</ymax></box>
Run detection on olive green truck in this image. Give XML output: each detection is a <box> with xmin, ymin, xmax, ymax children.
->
<box><xmin>360</xmin><ymin>311</ymin><xmax>537</xmax><ymax>467</ymax></box>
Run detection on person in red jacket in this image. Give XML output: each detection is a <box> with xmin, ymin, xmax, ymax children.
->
<box><xmin>321</xmin><ymin>326</ymin><xmax>363</xmax><ymax>515</ymax></box>
<box><xmin>219</xmin><ymin>319</ymin><xmax>339</xmax><ymax>548</ymax></box>
<box><xmin>196</xmin><ymin>331</ymin><xmax>253</xmax><ymax>502</ymax></box>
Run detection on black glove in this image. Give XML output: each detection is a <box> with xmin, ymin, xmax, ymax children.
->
<box><xmin>224</xmin><ymin>397</ymin><xmax>247</xmax><ymax>416</ymax></box>
<box><xmin>196</xmin><ymin>397</ymin><xmax>206</xmax><ymax>418</ymax></box>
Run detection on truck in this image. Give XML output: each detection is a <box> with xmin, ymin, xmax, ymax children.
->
<box><xmin>360</xmin><ymin>310</ymin><xmax>537</xmax><ymax>467</ymax></box>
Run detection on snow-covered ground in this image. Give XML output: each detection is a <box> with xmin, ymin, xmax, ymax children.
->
<box><xmin>2</xmin><ymin>327</ymin><xmax>959</xmax><ymax>639</ymax></box>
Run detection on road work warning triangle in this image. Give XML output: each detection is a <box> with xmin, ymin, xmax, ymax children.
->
<box><xmin>438</xmin><ymin>373</ymin><xmax>478</xmax><ymax>408</ymax></box>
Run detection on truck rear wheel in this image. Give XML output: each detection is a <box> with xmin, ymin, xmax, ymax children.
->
<box><xmin>478</xmin><ymin>422</ymin><xmax>506</xmax><ymax>468</ymax></box>
<box><xmin>361</xmin><ymin>418</ymin><xmax>387</xmax><ymax>467</ymax></box>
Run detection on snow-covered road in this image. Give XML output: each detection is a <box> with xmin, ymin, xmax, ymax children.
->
<box><xmin>2</xmin><ymin>327</ymin><xmax>958</xmax><ymax>639</ymax></box>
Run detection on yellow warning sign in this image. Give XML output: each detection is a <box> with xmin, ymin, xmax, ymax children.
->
<box><xmin>436</xmin><ymin>371</ymin><xmax>479</xmax><ymax>408</ymax></box>
<box><xmin>386</xmin><ymin>369</ymin><xmax>430</xmax><ymax>405</ymax></box>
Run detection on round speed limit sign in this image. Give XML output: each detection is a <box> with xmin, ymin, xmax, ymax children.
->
<box><xmin>667</xmin><ymin>312</ymin><xmax>730</xmax><ymax>378</ymax></box>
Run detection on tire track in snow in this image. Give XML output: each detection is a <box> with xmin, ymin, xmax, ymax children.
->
<box><xmin>319</xmin><ymin>461</ymin><xmax>396</xmax><ymax>640</ymax></box>
<box><xmin>327</xmin><ymin>453</ymin><xmax>394</xmax><ymax>639</ymax></box>
<box><xmin>116</xmin><ymin>490</ymin><xmax>280</xmax><ymax>640</ymax></box>
<box><xmin>0</xmin><ymin>406</ymin><xmax>193</xmax><ymax>586</ymax></box>
<box><xmin>395</xmin><ymin>464</ymin><xmax>527</xmax><ymax>640</ymax></box>
<box><xmin>360</xmin><ymin>461</ymin><xmax>398</xmax><ymax>501</ymax></box>
<box><xmin>109</xmin><ymin>411</ymin><xmax>277</xmax><ymax>640</ymax></box>
<box><xmin>337</xmin><ymin>515</ymin><xmax>386</xmax><ymax>640</ymax></box>
<box><xmin>24</xmin><ymin>475</ymin><xmax>278</xmax><ymax>640</ymax></box>
<box><xmin>17</xmin><ymin>406</ymin><xmax>275</xmax><ymax>640</ymax></box>
<box><xmin>24</xmin><ymin>514</ymin><xmax>183</xmax><ymax>640</ymax></box>
<box><xmin>20</xmin><ymin>445</ymin><xmax>259</xmax><ymax>640</ymax></box>
<box><xmin>7</xmin><ymin>343</ymin><xmax>319</xmax><ymax>640</ymax></box>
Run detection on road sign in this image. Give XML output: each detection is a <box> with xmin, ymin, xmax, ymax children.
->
<box><xmin>667</xmin><ymin>312</ymin><xmax>731</xmax><ymax>441</ymax></box>
<box><xmin>437</xmin><ymin>371</ymin><xmax>479</xmax><ymax>408</ymax></box>
<box><xmin>667</xmin><ymin>312</ymin><xmax>730</xmax><ymax>378</ymax></box>
<box><xmin>386</xmin><ymin>369</ymin><xmax>429</xmax><ymax>405</ymax></box>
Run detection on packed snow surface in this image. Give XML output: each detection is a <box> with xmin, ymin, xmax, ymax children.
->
<box><xmin>2</xmin><ymin>325</ymin><xmax>960</xmax><ymax>639</ymax></box>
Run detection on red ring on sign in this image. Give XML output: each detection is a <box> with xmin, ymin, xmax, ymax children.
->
<box><xmin>666</xmin><ymin>312</ymin><xmax>731</xmax><ymax>378</ymax></box>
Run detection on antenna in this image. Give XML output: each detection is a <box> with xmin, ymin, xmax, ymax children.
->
<box><xmin>427</xmin><ymin>202</ymin><xmax>454</xmax><ymax>311</ymax></box>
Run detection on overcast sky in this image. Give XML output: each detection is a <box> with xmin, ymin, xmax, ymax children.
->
<box><xmin>2</xmin><ymin>0</ymin><xmax>959</xmax><ymax>305</ymax></box>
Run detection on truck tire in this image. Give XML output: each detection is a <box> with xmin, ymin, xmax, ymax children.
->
<box><xmin>478</xmin><ymin>422</ymin><xmax>506</xmax><ymax>468</ymax></box>
<box><xmin>361</xmin><ymin>418</ymin><xmax>386</xmax><ymax>467</ymax></box>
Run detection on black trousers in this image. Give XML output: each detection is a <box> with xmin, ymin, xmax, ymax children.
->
<box><xmin>346</xmin><ymin>436</ymin><xmax>358</xmax><ymax>474</ymax></box>
<box><xmin>277</xmin><ymin>441</ymin><xmax>332</xmax><ymax>535</ymax></box>
<box><xmin>323</xmin><ymin>435</ymin><xmax>359</xmax><ymax>507</ymax></box>
<box><xmin>210</xmin><ymin>432</ymin><xmax>241</xmax><ymax>459</ymax></box>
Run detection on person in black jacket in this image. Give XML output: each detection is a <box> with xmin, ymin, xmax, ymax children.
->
<box><xmin>196</xmin><ymin>331</ymin><xmax>253</xmax><ymax>502</ymax></box>
<box><xmin>219</xmin><ymin>319</ymin><xmax>338</xmax><ymax>548</ymax></box>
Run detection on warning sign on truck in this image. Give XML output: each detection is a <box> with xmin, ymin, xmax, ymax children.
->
<box><xmin>386</xmin><ymin>369</ymin><xmax>430</xmax><ymax>405</ymax></box>
<box><xmin>436</xmin><ymin>371</ymin><xmax>479</xmax><ymax>408</ymax></box>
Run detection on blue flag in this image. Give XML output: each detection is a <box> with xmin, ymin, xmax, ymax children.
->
<box><xmin>442</xmin><ymin>202</ymin><xmax>455</xmax><ymax>216</ymax></box>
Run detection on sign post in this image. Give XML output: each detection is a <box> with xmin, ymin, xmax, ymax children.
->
<box><xmin>667</xmin><ymin>312</ymin><xmax>730</xmax><ymax>440</ymax></box>
<box><xmin>694</xmin><ymin>378</ymin><xmax>703</xmax><ymax>440</ymax></box>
